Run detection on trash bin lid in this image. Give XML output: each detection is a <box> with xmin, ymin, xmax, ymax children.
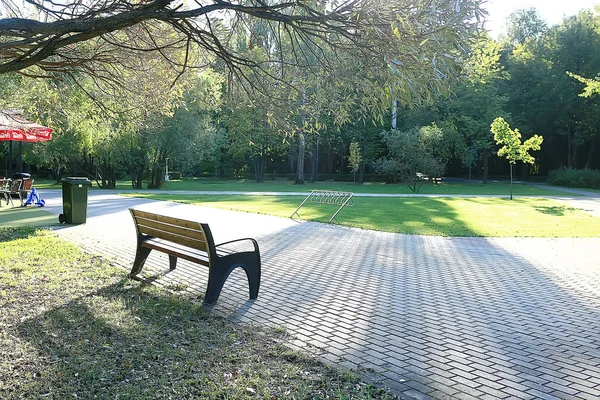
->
<box><xmin>12</xmin><ymin>172</ymin><xmax>31</xmax><ymax>180</ymax></box>
<box><xmin>62</xmin><ymin>177</ymin><xmax>92</xmax><ymax>185</ymax></box>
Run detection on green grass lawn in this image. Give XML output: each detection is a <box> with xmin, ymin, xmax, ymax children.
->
<box><xmin>0</xmin><ymin>205</ymin><xmax>59</xmax><ymax>227</ymax></box>
<box><xmin>34</xmin><ymin>177</ymin><xmax>578</xmax><ymax>196</ymax></box>
<box><xmin>0</xmin><ymin>228</ymin><xmax>394</xmax><ymax>399</ymax></box>
<box><xmin>127</xmin><ymin>193</ymin><xmax>600</xmax><ymax>237</ymax></box>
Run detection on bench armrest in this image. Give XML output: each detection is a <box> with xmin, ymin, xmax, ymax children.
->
<box><xmin>215</xmin><ymin>238</ymin><xmax>259</xmax><ymax>253</ymax></box>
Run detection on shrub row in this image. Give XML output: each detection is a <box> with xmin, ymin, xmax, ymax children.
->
<box><xmin>547</xmin><ymin>168</ymin><xmax>600</xmax><ymax>189</ymax></box>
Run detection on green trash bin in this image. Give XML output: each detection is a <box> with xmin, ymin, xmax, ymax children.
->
<box><xmin>59</xmin><ymin>177</ymin><xmax>92</xmax><ymax>224</ymax></box>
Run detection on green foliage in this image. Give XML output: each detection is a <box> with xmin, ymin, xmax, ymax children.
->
<box><xmin>348</xmin><ymin>141</ymin><xmax>362</xmax><ymax>174</ymax></box>
<box><xmin>374</xmin><ymin>125</ymin><xmax>445</xmax><ymax>192</ymax></box>
<box><xmin>567</xmin><ymin>72</ymin><xmax>600</xmax><ymax>97</ymax></box>
<box><xmin>548</xmin><ymin>168</ymin><xmax>600</xmax><ymax>189</ymax></box>
<box><xmin>491</xmin><ymin>117</ymin><xmax>543</xmax><ymax>165</ymax></box>
<box><xmin>491</xmin><ymin>117</ymin><xmax>543</xmax><ymax>199</ymax></box>
<box><xmin>503</xmin><ymin>8</ymin><xmax>600</xmax><ymax>170</ymax></box>
<box><xmin>505</xmin><ymin>8</ymin><xmax>548</xmax><ymax>44</ymax></box>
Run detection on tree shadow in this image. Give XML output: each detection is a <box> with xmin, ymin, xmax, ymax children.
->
<box><xmin>10</xmin><ymin>280</ymin><xmax>240</xmax><ymax>398</ymax></box>
<box><xmin>533</xmin><ymin>205</ymin><xmax>577</xmax><ymax>216</ymax></box>
<box><xmin>0</xmin><ymin>225</ymin><xmax>49</xmax><ymax>243</ymax></box>
<box><xmin>188</xmin><ymin>203</ymin><xmax>600</xmax><ymax>398</ymax></box>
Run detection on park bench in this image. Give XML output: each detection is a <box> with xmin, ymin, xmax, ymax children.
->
<box><xmin>129</xmin><ymin>208</ymin><xmax>261</xmax><ymax>305</ymax></box>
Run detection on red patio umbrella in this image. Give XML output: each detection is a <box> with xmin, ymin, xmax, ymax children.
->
<box><xmin>0</xmin><ymin>112</ymin><xmax>53</xmax><ymax>142</ymax></box>
<box><xmin>0</xmin><ymin>111</ymin><xmax>53</xmax><ymax>177</ymax></box>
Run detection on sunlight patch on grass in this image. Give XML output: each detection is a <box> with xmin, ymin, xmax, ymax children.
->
<box><xmin>125</xmin><ymin>193</ymin><xmax>600</xmax><ymax>237</ymax></box>
<box><xmin>0</xmin><ymin>206</ymin><xmax>58</xmax><ymax>227</ymax></box>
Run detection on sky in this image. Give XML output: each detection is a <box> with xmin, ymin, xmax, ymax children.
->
<box><xmin>484</xmin><ymin>0</ymin><xmax>599</xmax><ymax>38</ymax></box>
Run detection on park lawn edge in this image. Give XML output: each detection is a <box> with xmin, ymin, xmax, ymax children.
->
<box><xmin>122</xmin><ymin>193</ymin><xmax>600</xmax><ymax>238</ymax></box>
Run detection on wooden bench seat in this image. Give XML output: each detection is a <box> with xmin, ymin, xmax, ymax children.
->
<box><xmin>129</xmin><ymin>208</ymin><xmax>261</xmax><ymax>305</ymax></box>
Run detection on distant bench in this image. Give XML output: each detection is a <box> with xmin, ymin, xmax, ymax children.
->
<box><xmin>129</xmin><ymin>208</ymin><xmax>261</xmax><ymax>305</ymax></box>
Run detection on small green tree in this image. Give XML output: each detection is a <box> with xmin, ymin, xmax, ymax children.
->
<box><xmin>374</xmin><ymin>125</ymin><xmax>445</xmax><ymax>192</ymax></box>
<box><xmin>491</xmin><ymin>117</ymin><xmax>543</xmax><ymax>199</ymax></box>
<box><xmin>348</xmin><ymin>141</ymin><xmax>362</xmax><ymax>183</ymax></box>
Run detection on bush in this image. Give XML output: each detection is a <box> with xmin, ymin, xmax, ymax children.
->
<box><xmin>374</xmin><ymin>125</ymin><xmax>445</xmax><ymax>192</ymax></box>
<box><xmin>169</xmin><ymin>171</ymin><xmax>182</xmax><ymax>180</ymax></box>
<box><xmin>547</xmin><ymin>168</ymin><xmax>600</xmax><ymax>189</ymax></box>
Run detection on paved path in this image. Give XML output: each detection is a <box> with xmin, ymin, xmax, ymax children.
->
<box><xmin>523</xmin><ymin>183</ymin><xmax>600</xmax><ymax>218</ymax></box>
<box><xmin>39</xmin><ymin>190</ymin><xmax>600</xmax><ymax>400</ymax></box>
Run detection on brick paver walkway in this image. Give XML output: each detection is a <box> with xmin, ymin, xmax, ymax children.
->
<box><xmin>41</xmin><ymin>190</ymin><xmax>600</xmax><ymax>400</ymax></box>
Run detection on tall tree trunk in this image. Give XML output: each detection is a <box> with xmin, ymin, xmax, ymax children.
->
<box><xmin>135</xmin><ymin>166</ymin><xmax>144</xmax><ymax>189</ymax></box>
<box><xmin>567</xmin><ymin>131</ymin><xmax>572</xmax><ymax>168</ymax></box>
<box><xmin>129</xmin><ymin>167</ymin><xmax>136</xmax><ymax>189</ymax></box>
<box><xmin>289</xmin><ymin>150</ymin><xmax>296</xmax><ymax>175</ymax></box>
<box><xmin>358</xmin><ymin>163</ymin><xmax>365</xmax><ymax>184</ymax></box>
<box><xmin>295</xmin><ymin>132</ymin><xmax>305</xmax><ymax>184</ymax></box>
<box><xmin>358</xmin><ymin>143</ymin><xmax>365</xmax><ymax>184</ymax></box>
<box><xmin>309</xmin><ymin>136</ymin><xmax>318</xmax><ymax>183</ymax></box>
<box><xmin>509</xmin><ymin>163</ymin><xmax>513</xmax><ymax>200</ymax></box>
<box><xmin>571</xmin><ymin>144</ymin><xmax>579</xmax><ymax>169</ymax></box>
<box><xmin>254</xmin><ymin>150</ymin><xmax>266</xmax><ymax>183</ymax></box>
<box><xmin>482</xmin><ymin>154</ymin><xmax>489</xmax><ymax>184</ymax></box>
<box><xmin>585</xmin><ymin>141</ymin><xmax>595</xmax><ymax>169</ymax></box>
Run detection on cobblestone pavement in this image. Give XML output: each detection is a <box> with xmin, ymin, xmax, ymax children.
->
<box><xmin>40</xmin><ymin>190</ymin><xmax>600</xmax><ymax>400</ymax></box>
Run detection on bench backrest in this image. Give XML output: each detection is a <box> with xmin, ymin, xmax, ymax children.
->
<box><xmin>130</xmin><ymin>209</ymin><xmax>216</xmax><ymax>260</ymax></box>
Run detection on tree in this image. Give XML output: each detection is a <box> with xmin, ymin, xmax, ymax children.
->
<box><xmin>439</xmin><ymin>36</ymin><xmax>508</xmax><ymax>182</ymax></box>
<box><xmin>491</xmin><ymin>117</ymin><xmax>543</xmax><ymax>200</ymax></box>
<box><xmin>505</xmin><ymin>8</ymin><xmax>548</xmax><ymax>45</ymax></box>
<box><xmin>348</xmin><ymin>141</ymin><xmax>362</xmax><ymax>182</ymax></box>
<box><xmin>503</xmin><ymin>10</ymin><xmax>600</xmax><ymax>170</ymax></box>
<box><xmin>374</xmin><ymin>125</ymin><xmax>445</xmax><ymax>192</ymax></box>
<box><xmin>0</xmin><ymin>1</ymin><xmax>484</xmax><ymax>110</ymax></box>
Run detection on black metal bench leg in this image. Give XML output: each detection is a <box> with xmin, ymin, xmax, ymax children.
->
<box><xmin>204</xmin><ymin>266</ymin><xmax>231</xmax><ymax>305</ymax></box>
<box><xmin>241</xmin><ymin>263</ymin><xmax>260</xmax><ymax>300</ymax></box>
<box><xmin>169</xmin><ymin>255</ymin><xmax>177</xmax><ymax>270</ymax></box>
<box><xmin>130</xmin><ymin>245</ymin><xmax>152</xmax><ymax>276</ymax></box>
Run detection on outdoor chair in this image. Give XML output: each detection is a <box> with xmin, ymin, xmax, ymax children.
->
<box><xmin>19</xmin><ymin>178</ymin><xmax>34</xmax><ymax>206</ymax></box>
<box><xmin>0</xmin><ymin>179</ymin><xmax>22</xmax><ymax>207</ymax></box>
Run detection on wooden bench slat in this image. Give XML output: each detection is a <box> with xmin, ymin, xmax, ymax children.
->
<box><xmin>142</xmin><ymin>238</ymin><xmax>210</xmax><ymax>266</ymax></box>
<box><xmin>137</xmin><ymin>224</ymin><xmax>209</xmax><ymax>252</ymax></box>
<box><xmin>133</xmin><ymin>209</ymin><xmax>203</xmax><ymax>230</ymax></box>
<box><xmin>135</xmin><ymin>216</ymin><xmax>207</xmax><ymax>241</ymax></box>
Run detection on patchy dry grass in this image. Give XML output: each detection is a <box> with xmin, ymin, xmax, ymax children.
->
<box><xmin>0</xmin><ymin>228</ymin><xmax>395</xmax><ymax>399</ymax></box>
